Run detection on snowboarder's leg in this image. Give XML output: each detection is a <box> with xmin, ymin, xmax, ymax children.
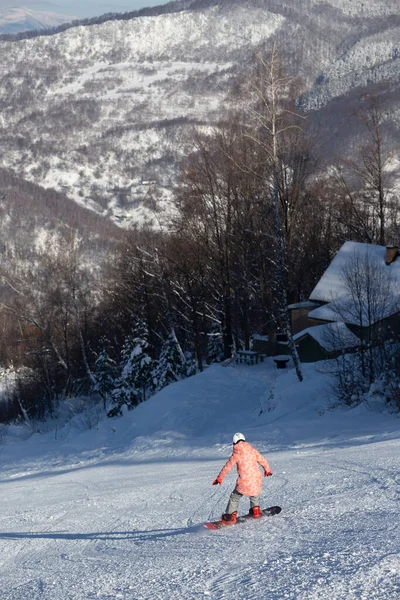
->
<box><xmin>249</xmin><ymin>494</ymin><xmax>260</xmax><ymax>508</ymax></box>
<box><xmin>248</xmin><ymin>494</ymin><xmax>261</xmax><ymax>517</ymax></box>
<box><xmin>225</xmin><ymin>489</ymin><xmax>242</xmax><ymax>514</ymax></box>
<box><xmin>221</xmin><ymin>489</ymin><xmax>241</xmax><ymax>522</ymax></box>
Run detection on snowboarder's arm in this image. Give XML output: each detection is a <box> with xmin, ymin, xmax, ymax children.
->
<box><xmin>256</xmin><ymin>451</ymin><xmax>273</xmax><ymax>476</ymax></box>
<box><xmin>217</xmin><ymin>454</ymin><xmax>238</xmax><ymax>483</ymax></box>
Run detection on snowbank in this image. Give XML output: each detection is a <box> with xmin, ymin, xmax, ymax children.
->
<box><xmin>0</xmin><ymin>359</ymin><xmax>399</xmax><ymax>599</ymax></box>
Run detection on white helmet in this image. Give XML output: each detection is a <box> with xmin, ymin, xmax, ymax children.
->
<box><xmin>233</xmin><ymin>432</ymin><xmax>245</xmax><ymax>445</ymax></box>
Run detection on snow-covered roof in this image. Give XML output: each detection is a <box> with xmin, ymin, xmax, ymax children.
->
<box><xmin>288</xmin><ymin>301</ymin><xmax>321</xmax><ymax>310</ymax></box>
<box><xmin>308</xmin><ymin>241</ymin><xmax>400</xmax><ymax>326</ymax></box>
<box><xmin>310</xmin><ymin>241</ymin><xmax>400</xmax><ymax>303</ymax></box>
<box><xmin>308</xmin><ymin>304</ymin><xmax>341</xmax><ymax>323</ymax></box>
<box><xmin>293</xmin><ymin>322</ymin><xmax>360</xmax><ymax>352</ymax></box>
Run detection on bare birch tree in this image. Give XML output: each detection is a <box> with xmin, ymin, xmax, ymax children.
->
<box><xmin>237</xmin><ymin>43</ymin><xmax>310</xmax><ymax>382</ymax></box>
<box><xmin>335</xmin><ymin>96</ymin><xmax>398</xmax><ymax>245</ymax></box>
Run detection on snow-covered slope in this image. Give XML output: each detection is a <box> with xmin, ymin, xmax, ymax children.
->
<box><xmin>0</xmin><ymin>8</ymin><xmax>73</xmax><ymax>34</ymax></box>
<box><xmin>0</xmin><ymin>167</ymin><xmax>119</xmax><ymax>285</ymax></box>
<box><xmin>0</xmin><ymin>0</ymin><xmax>399</xmax><ymax>226</ymax></box>
<box><xmin>0</xmin><ymin>359</ymin><xmax>399</xmax><ymax>599</ymax></box>
<box><xmin>0</xmin><ymin>3</ymin><xmax>286</xmax><ymax>226</ymax></box>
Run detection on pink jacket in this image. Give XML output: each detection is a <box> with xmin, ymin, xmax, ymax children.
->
<box><xmin>217</xmin><ymin>441</ymin><xmax>272</xmax><ymax>497</ymax></box>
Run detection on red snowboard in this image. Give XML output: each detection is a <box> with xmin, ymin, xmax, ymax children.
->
<box><xmin>203</xmin><ymin>505</ymin><xmax>282</xmax><ymax>530</ymax></box>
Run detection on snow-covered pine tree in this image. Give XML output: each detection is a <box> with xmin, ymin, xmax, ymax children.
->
<box><xmin>152</xmin><ymin>329</ymin><xmax>188</xmax><ymax>392</ymax></box>
<box><xmin>125</xmin><ymin>321</ymin><xmax>154</xmax><ymax>403</ymax></box>
<box><xmin>184</xmin><ymin>350</ymin><xmax>197</xmax><ymax>378</ymax></box>
<box><xmin>108</xmin><ymin>321</ymin><xmax>154</xmax><ymax>417</ymax></box>
<box><xmin>207</xmin><ymin>322</ymin><xmax>224</xmax><ymax>364</ymax></box>
<box><xmin>92</xmin><ymin>346</ymin><xmax>118</xmax><ymax>410</ymax></box>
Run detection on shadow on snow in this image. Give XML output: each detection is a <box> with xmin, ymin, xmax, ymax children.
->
<box><xmin>0</xmin><ymin>525</ymin><xmax>207</xmax><ymax>542</ymax></box>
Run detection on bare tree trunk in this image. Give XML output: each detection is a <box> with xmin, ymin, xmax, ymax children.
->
<box><xmin>222</xmin><ymin>295</ymin><xmax>234</xmax><ymax>358</ymax></box>
<box><xmin>16</xmin><ymin>395</ymin><xmax>30</xmax><ymax>424</ymax></box>
<box><xmin>267</xmin><ymin>44</ymin><xmax>304</xmax><ymax>382</ymax></box>
<box><xmin>273</xmin><ymin>179</ymin><xmax>303</xmax><ymax>381</ymax></box>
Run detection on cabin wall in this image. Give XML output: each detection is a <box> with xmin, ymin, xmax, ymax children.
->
<box><xmin>295</xmin><ymin>336</ymin><xmax>329</xmax><ymax>363</ymax></box>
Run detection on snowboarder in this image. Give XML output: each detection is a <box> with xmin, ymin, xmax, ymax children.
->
<box><xmin>212</xmin><ymin>432</ymin><xmax>273</xmax><ymax>524</ymax></box>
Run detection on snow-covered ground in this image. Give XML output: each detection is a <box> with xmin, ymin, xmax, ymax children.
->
<box><xmin>0</xmin><ymin>359</ymin><xmax>399</xmax><ymax>599</ymax></box>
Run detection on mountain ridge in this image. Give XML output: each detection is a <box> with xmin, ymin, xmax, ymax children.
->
<box><xmin>0</xmin><ymin>1</ymin><xmax>189</xmax><ymax>40</ymax></box>
<box><xmin>0</xmin><ymin>0</ymin><xmax>398</xmax><ymax>226</ymax></box>
<box><xmin>0</xmin><ymin>7</ymin><xmax>74</xmax><ymax>35</ymax></box>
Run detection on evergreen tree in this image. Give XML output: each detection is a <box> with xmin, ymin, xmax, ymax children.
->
<box><xmin>152</xmin><ymin>330</ymin><xmax>187</xmax><ymax>392</ymax></box>
<box><xmin>108</xmin><ymin>321</ymin><xmax>154</xmax><ymax>417</ymax></box>
<box><xmin>91</xmin><ymin>344</ymin><xmax>118</xmax><ymax>410</ymax></box>
<box><xmin>207</xmin><ymin>323</ymin><xmax>224</xmax><ymax>364</ymax></box>
<box><xmin>184</xmin><ymin>350</ymin><xmax>197</xmax><ymax>378</ymax></box>
<box><xmin>124</xmin><ymin>321</ymin><xmax>154</xmax><ymax>403</ymax></box>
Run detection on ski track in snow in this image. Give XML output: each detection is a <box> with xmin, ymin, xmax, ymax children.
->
<box><xmin>0</xmin><ymin>361</ymin><xmax>399</xmax><ymax>599</ymax></box>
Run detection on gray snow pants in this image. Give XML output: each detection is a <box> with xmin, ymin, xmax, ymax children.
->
<box><xmin>225</xmin><ymin>489</ymin><xmax>260</xmax><ymax>514</ymax></box>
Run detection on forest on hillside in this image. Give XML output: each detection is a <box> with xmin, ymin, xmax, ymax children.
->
<box><xmin>1</xmin><ymin>47</ymin><xmax>399</xmax><ymax>423</ymax></box>
<box><xmin>1</xmin><ymin>0</ymin><xmax>399</xmax><ymax>227</ymax></box>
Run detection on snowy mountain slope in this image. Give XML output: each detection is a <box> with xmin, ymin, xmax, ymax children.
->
<box><xmin>0</xmin><ymin>168</ymin><xmax>120</xmax><ymax>305</ymax></box>
<box><xmin>0</xmin><ymin>167</ymin><xmax>119</xmax><ymax>252</ymax></box>
<box><xmin>0</xmin><ymin>360</ymin><xmax>399</xmax><ymax>599</ymax></box>
<box><xmin>306</xmin><ymin>25</ymin><xmax>400</xmax><ymax>111</ymax></box>
<box><xmin>0</xmin><ymin>8</ymin><xmax>73</xmax><ymax>34</ymax></box>
<box><xmin>0</xmin><ymin>3</ymin><xmax>285</xmax><ymax>226</ymax></box>
<box><xmin>0</xmin><ymin>0</ymin><xmax>399</xmax><ymax>226</ymax></box>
